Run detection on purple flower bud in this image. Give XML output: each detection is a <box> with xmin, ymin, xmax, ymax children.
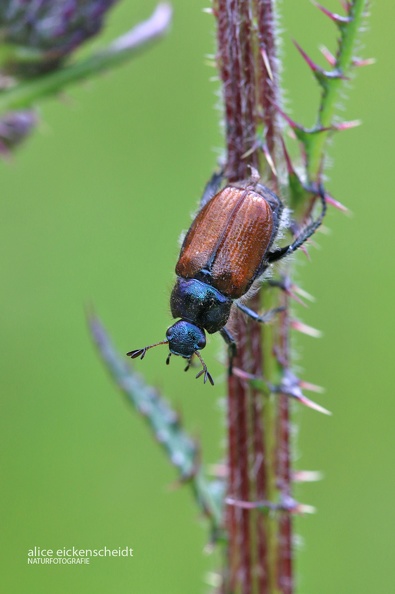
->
<box><xmin>0</xmin><ymin>110</ymin><xmax>37</xmax><ymax>153</ymax></box>
<box><xmin>0</xmin><ymin>0</ymin><xmax>118</xmax><ymax>74</ymax></box>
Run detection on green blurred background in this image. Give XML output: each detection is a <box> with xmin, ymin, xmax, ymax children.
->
<box><xmin>0</xmin><ymin>1</ymin><xmax>392</xmax><ymax>592</ymax></box>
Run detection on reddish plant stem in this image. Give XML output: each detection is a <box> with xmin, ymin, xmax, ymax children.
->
<box><xmin>215</xmin><ymin>1</ymin><xmax>294</xmax><ymax>593</ymax></box>
<box><xmin>250</xmin><ymin>307</ymin><xmax>269</xmax><ymax>594</ymax></box>
<box><xmin>216</xmin><ymin>2</ymin><xmax>260</xmax><ymax>592</ymax></box>
<box><xmin>276</xmin><ymin>303</ymin><xmax>293</xmax><ymax>594</ymax></box>
<box><xmin>256</xmin><ymin>0</ymin><xmax>280</xmax><ymax>161</ymax></box>
<box><xmin>226</xmin><ymin>327</ymin><xmax>250</xmax><ymax>594</ymax></box>
<box><xmin>216</xmin><ymin>0</ymin><xmax>258</xmax><ymax>180</ymax></box>
<box><xmin>235</xmin><ymin>336</ymin><xmax>252</xmax><ymax>594</ymax></box>
<box><xmin>226</xmin><ymin>373</ymin><xmax>240</xmax><ymax>592</ymax></box>
<box><xmin>255</xmin><ymin>19</ymin><xmax>293</xmax><ymax>590</ymax></box>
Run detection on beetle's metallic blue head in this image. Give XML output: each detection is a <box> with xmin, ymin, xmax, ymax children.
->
<box><xmin>166</xmin><ymin>320</ymin><xmax>206</xmax><ymax>358</ymax></box>
<box><xmin>126</xmin><ymin>320</ymin><xmax>213</xmax><ymax>385</ymax></box>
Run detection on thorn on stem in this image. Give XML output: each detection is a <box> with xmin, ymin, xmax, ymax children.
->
<box><xmin>293</xmin><ymin>40</ymin><xmax>348</xmax><ymax>86</ymax></box>
<box><xmin>325</xmin><ymin>192</ymin><xmax>350</xmax><ymax>213</ymax></box>
<box><xmin>275</xmin><ymin>106</ymin><xmax>304</xmax><ymax>131</ymax></box>
<box><xmin>352</xmin><ymin>56</ymin><xmax>376</xmax><ymax>67</ymax></box>
<box><xmin>280</xmin><ymin>136</ymin><xmax>296</xmax><ymax>176</ymax></box>
<box><xmin>293</xmin><ymin>40</ymin><xmax>321</xmax><ymax>73</ymax></box>
<box><xmin>293</xmin><ymin>470</ymin><xmax>323</xmax><ymax>483</ymax></box>
<box><xmin>313</xmin><ymin>2</ymin><xmax>353</xmax><ymax>25</ymax></box>
<box><xmin>261</xmin><ymin>47</ymin><xmax>274</xmax><ymax>81</ymax></box>
<box><xmin>262</xmin><ymin>143</ymin><xmax>277</xmax><ymax>177</ymax></box>
<box><xmin>333</xmin><ymin>119</ymin><xmax>362</xmax><ymax>131</ymax></box>
<box><xmin>291</xmin><ymin>319</ymin><xmax>322</xmax><ymax>338</ymax></box>
<box><xmin>320</xmin><ymin>45</ymin><xmax>336</xmax><ymax>67</ymax></box>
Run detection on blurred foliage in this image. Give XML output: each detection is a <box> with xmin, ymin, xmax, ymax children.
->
<box><xmin>0</xmin><ymin>0</ymin><xmax>118</xmax><ymax>74</ymax></box>
<box><xmin>0</xmin><ymin>1</ymin><xmax>392</xmax><ymax>593</ymax></box>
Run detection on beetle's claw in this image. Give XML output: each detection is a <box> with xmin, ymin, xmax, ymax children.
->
<box><xmin>166</xmin><ymin>353</ymin><xmax>172</xmax><ymax>365</ymax></box>
<box><xmin>257</xmin><ymin>305</ymin><xmax>285</xmax><ymax>323</ymax></box>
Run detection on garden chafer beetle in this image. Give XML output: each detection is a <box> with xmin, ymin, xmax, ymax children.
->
<box><xmin>127</xmin><ymin>171</ymin><xmax>326</xmax><ymax>385</ymax></box>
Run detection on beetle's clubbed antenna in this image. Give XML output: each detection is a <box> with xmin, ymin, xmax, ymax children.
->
<box><xmin>267</xmin><ymin>184</ymin><xmax>327</xmax><ymax>263</ymax></box>
<box><xmin>195</xmin><ymin>350</ymin><xmax>214</xmax><ymax>385</ymax></box>
<box><xmin>127</xmin><ymin>340</ymin><xmax>168</xmax><ymax>360</ymax></box>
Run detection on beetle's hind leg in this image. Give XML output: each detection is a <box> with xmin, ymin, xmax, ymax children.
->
<box><xmin>220</xmin><ymin>327</ymin><xmax>237</xmax><ymax>376</ymax></box>
<box><xmin>236</xmin><ymin>302</ymin><xmax>285</xmax><ymax>324</ymax></box>
<box><xmin>220</xmin><ymin>307</ymin><xmax>283</xmax><ymax>376</ymax></box>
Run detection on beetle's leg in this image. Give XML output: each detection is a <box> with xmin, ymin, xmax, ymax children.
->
<box><xmin>267</xmin><ymin>185</ymin><xmax>326</xmax><ymax>264</ymax></box>
<box><xmin>267</xmin><ymin>279</ymin><xmax>286</xmax><ymax>289</ymax></box>
<box><xmin>267</xmin><ymin>277</ymin><xmax>315</xmax><ymax>307</ymax></box>
<box><xmin>199</xmin><ymin>169</ymin><xmax>224</xmax><ymax>208</ymax></box>
<box><xmin>220</xmin><ymin>327</ymin><xmax>237</xmax><ymax>376</ymax></box>
<box><xmin>236</xmin><ymin>302</ymin><xmax>285</xmax><ymax>323</ymax></box>
<box><xmin>195</xmin><ymin>351</ymin><xmax>214</xmax><ymax>385</ymax></box>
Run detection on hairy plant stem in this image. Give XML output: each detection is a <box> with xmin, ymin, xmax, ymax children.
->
<box><xmin>214</xmin><ymin>1</ymin><xmax>292</xmax><ymax>592</ymax></box>
<box><xmin>306</xmin><ymin>0</ymin><xmax>366</xmax><ymax>178</ymax></box>
<box><xmin>86</xmin><ymin>1</ymin><xmax>369</xmax><ymax>591</ymax></box>
<box><xmin>213</xmin><ymin>1</ymin><xmax>369</xmax><ymax>592</ymax></box>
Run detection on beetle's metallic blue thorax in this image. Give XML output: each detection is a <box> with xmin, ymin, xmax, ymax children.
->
<box><xmin>170</xmin><ymin>277</ymin><xmax>232</xmax><ymax>334</ymax></box>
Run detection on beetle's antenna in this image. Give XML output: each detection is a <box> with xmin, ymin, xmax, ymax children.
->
<box><xmin>127</xmin><ymin>340</ymin><xmax>168</xmax><ymax>360</ymax></box>
<box><xmin>195</xmin><ymin>350</ymin><xmax>214</xmax><ymax>385</ymax></box>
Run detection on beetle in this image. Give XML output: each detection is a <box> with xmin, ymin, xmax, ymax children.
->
<box><xmin>127</xmin><ymin>171</ymin><xmax>326</xmax><ymax>385</ymax></box>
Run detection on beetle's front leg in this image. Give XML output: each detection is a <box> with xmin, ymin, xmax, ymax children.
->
<box><xmin>220</xmin><ymin>327</ymin><xmax>237</xmax><ymax>376</ymax></box>
<box><xmin>199</xmin><ymin>169</ymin><xmax>224</xmax><ymax>208</ymax></box>
<box><xmin>267</xmin><ymin>184</ymin><xmax>327</xmax><ymax>264</ymax></box>
<box><xmin>236</xmin><ymin>302</ymin><xmax>284</xmax><ymax>324</ymax></box>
